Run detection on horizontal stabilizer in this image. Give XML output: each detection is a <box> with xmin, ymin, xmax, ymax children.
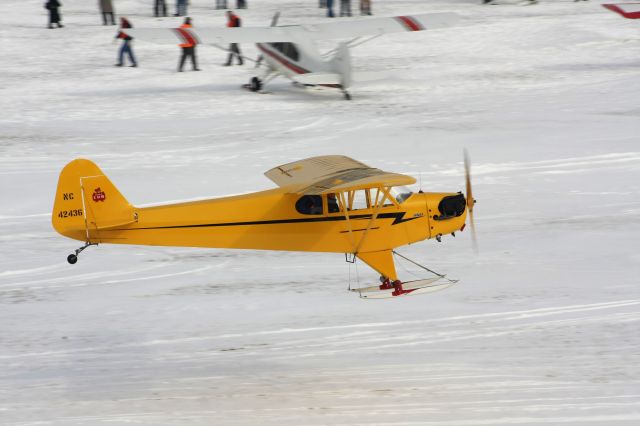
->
<box><xmin>292</xmin><ymin>73</ymin><xmax>341</xmax><ymax>86</ymax></box>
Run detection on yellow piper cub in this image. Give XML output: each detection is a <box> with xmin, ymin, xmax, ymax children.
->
<box><xmin>52</xmin><ymin>155</ymin><xmax>475</xmax><ymax>298</ymax></box>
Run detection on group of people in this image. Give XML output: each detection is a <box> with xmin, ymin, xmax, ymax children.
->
<box><xmin>322</xmin><ymin>0</ymin><xmax>373</xmax><ymax>18</ymax></box>
<box><xmin>114</xmin><ymin>11</ymin><xmax>244</xmax><ymax>71</ymax></box>
<box><xmin>152</xmin><ymin>0</ymin><xmax>186</xmax><ymax>18</ymax></box>
<box><xmin>43</xmin><ymin>0</ymin><xmax>245</xmax><ymax>69</ymax></box>
<box><xmin>44</xmin><ymin>0</ymin><xmax>245</xmax><ymax>70</ymax></box>
<box><xmin>44</xmin><ymin>1</ymin><xmax>245</xmax><ymax>28</ymax></box>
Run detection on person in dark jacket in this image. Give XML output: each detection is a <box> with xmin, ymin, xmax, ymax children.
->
<box><xmin>178</xmin><ymin>17</ymin><xmax>199</xmax><ymax>71</ymax></box>
<box><xmin>223</xmin><ymin>11</ymin><xmax>243</xmax><ymax>66</ymax></box>
<box><xmin>100</xmin><ymin>0</ymin><xmax>115</xmax><ymax>25</ymax></box>
<box><xmin>45</xmin><ymin>0</ymin><xmax>63</xmax><ymax>28</ymax></box>
<box><xmin>154</xmin><ymin>0</ymin><xmax>167</xmax><ymax>17</ymax></box>
<box><xmin>115</xmin><ymin>17</ymin><xmax>137</xmax><ymax>67</ymax></box>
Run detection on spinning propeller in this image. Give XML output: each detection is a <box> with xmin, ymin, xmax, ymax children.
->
<box><xmin>464</xmin><ymin>149</ymin><xmax>478</xmax><ymax>253</ymax></box>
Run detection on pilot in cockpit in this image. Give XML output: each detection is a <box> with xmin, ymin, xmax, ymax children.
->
<box><xmin>327</xmin><ymin>193</ymin><xmax>340</xmax><ymax>213</ymax></box>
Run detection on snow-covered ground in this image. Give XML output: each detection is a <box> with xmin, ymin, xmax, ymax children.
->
<box><xmin>1</xmin><ymin>0</ymin><xmax>639</xmax><ymax>425</ymax></box>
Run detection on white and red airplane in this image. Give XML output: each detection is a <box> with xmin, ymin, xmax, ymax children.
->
<box><xmin>124</xmin><ymin>12</ymin><xmax>459</xmax><ymax>99</ymax></box>
<box><xmin>603</xmin><ymin>3</ymin><xmax>640</xmax><ymax>19</ymax></box>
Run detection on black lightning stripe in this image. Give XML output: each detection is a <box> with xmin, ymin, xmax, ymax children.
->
<box><xmin>112</xmin><ymin>212</ymin><xmax>419</xmax><ymax>232</ymax></box>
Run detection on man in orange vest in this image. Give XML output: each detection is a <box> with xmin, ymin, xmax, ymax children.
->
<box><xmin>224</xmin><ymin>11</ymin><xmax>243</xmax><ymax>66</ymax></box>
<box><xmin>177</xmin><ymin>17</ymin><xmax>200</xmax><ymax>72</ymax></box>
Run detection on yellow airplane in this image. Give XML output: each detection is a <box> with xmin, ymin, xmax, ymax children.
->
<box><xmin>52</xmin><ymin>155</ymin><xmax>475</xmax><ymax>298</ymax></box>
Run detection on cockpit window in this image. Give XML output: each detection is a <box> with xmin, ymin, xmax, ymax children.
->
<box><xmin>390</xmin><ymin>186</ymin><xmax>413</xmax><ymax>204</ymax></box>
<box><xmin>296</xmin><ymin>195</ymin><xmax>323</xmax><ymax>215</ymax></box>
<box><xmin>269</xmin><ymin>42</ymin><xmax>300</xmax><ymax>62</ymax></box>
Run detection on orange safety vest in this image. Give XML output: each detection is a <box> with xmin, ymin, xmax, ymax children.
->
<box><xmin>178</xmin><ymin>23</ymin><xmax>194</xmax><ymax>48</ymax></box>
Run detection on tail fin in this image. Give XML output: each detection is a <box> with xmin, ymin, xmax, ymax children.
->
<box><xmin>52</xmin><ymin>159</ymin><xmax>136</xmax><ymax>242</ymax></box>
<box><xmin>331</xmin><ymin>42</ymin><xmax>352</xmax><ymax>88</ymax></box>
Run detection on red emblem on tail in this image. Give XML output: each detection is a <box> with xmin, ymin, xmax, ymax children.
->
<box><xmin>92</xmin><ymin>187</ymin><xmax>106</xmax><ymax>202</ymax></box>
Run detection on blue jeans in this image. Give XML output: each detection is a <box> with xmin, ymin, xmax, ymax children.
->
<box><xmin>176</xmin><ymin>0</ymin><xmax>187</xmax><ymax>15</ymax></box>
<box><xmin>327</xmin><ymin>0</ymin><xmax>334</xmax><ymax>17</ymax></box>
<box><xmin>119</xmin><ymin>41</ymin><xmax>136</xmax><ymax>66</ymax></box>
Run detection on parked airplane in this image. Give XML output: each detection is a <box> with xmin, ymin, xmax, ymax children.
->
<box><xmin>52</xmin><ymin>155</ymin><xmax>476</xmax><ymax>298</ymax></box>
<box><xmin>123</xmin><ymin>12</ymin><xmax>460</xmax><ymax>99</ymax></box>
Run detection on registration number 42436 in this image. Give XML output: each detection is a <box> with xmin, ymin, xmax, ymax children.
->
<box><xmin>58</xmin><ymin>209</ymin><xmax>83</xmax><ymax>218</ymax></box>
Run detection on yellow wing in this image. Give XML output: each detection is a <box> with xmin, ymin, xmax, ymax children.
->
<box><xmin>264</xmin><ymin>155</ymin><xmax>416</xmax><ymax>195</ymax></box>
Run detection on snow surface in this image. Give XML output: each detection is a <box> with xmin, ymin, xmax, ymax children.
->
<box><xmin>1</xmin><ymin>0</ymin><xmax>640</xmax><ymax>425</ymax></box>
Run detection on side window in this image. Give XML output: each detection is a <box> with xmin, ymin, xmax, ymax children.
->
<box><xmin>284</xmin><ymin>43</ymin><xmax>299</xmax><ymax>62</ymax></box>
<box><xmin>350</xmin><ymin>190</ymin><xmax>369</xmax><ymax>210</ymax></box>
<box><xmin>270</xmin><ymin>43</ymin><xmax>299</xmax><ymax>62</ymax></box>
<box><xmin>296</xmin><ymin>195</ymin><xmax>323</xmax><ymax>215</ymax></box>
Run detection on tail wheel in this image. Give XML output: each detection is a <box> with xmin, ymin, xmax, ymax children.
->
<box><xmin>250</xmin><ymin>77</ymin><xmax>262</xmax><ymax>92</ymax></box>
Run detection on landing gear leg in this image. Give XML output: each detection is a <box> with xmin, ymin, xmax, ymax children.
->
<box><xmin>342</xmin><ymin>89</ymin><xmax>352</xmax><ymax>100</ymax></box>
<box><xmin>67</xmin><ymin>242</ymin><xmax>97</xmax><ymax>264</ymax></box>
<box><xmin>378</xmin><ymin>277</ymin><xmax>404</xmax><ymax>293</ymax></box>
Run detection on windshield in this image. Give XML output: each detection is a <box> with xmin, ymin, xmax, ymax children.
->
<box><xmin>389</xmin><ymin>186</ymin><xmax>413</xmax><ymax>204</ymax></box>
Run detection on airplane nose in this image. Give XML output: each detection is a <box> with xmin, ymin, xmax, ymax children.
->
<box><xmin>433</xmin><ymin>193</ymin><xmax>466</xmax><ymax>221</ymax></box>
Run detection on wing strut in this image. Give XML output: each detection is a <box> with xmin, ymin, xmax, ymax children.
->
<box><xmin>210</xmin><ymin>43</ymin><xmax>261</xmax><ymax>65</ymax></box>
<box><xmin>321</xmin><ymin>34</ymin><xmax>383</xmax><ymax>58</ymax></box>
<box><xmin>340</xmin><ymin>186</ymin><xmax>400</xmax><ymax>280</ymax></box>
<box><xmin>354</xmin><ymin>186</ymin><xmax>387</xmax><ymax>254</ymax></box>
<box><xmin>337</xmin><ymin>191</ymin><xmax>357</xmax><ymax>252</ymax></box>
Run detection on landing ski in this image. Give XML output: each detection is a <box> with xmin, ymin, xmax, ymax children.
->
<box><xmin>351</xmin><ymin>277</ymin><xmax>456</xmax><ymax>299</ymax></box>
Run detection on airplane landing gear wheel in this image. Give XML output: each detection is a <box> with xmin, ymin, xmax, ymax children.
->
<box><xmin>65</xmin><ymin>242</ymin><xmax>96</xmax><ymax>265</ymax></box>
<box><xmin>250</xmin><ymin>77</ymin><xmax>262</xmax><ymax>92</ymax></box>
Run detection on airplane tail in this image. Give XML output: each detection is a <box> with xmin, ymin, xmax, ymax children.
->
<box><xmin>331</xmin><ymin>42</ymin><xmax>352</xmax><ymax>88</ymax></box>
<box><xmin>52</xmin><ymin>159</ymin><xmax>136</xmax><ymax>243</ymax></box>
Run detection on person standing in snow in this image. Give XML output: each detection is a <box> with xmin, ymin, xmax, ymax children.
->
<box><xmin>115</xmin><ymin>17</ymin><xmax>137</xmax><ymax>67</ymax></box>
<box><xmin>154</xmin><ymin>0</ymin><xmax>167</xmax><ymax>17</ymax></box>
<box><xmin>99</xmin><ymin>0</ymin><xmax>116</xmax><ymax>25</ymax></box>
<box><xmin>360</xmin><ymin>0</ymin><xmax>372</xmax><ymax>15</ymax></box>
<box><xmin>326</xmin><ymin>0</ymin><xmax>335</xmax><ymax>17</ymax></box>
<box><xmin>174</xmin><ymin>0</ymin><xmax>187</xmax><ymax>16</ymax></box>
<box><xmin>340</xmin><ymin>0</ymin><xmax>352</xmax><ymax>17</ymax></box>
<box><xmin>224</xmin><ymin>11</ymin><xmax>243</xmax><ymax>66</ymax></box>
<box><xmin>45</xmin><ymin>0</ymin><xmax>63</xmax><ymax>29</ymax></box>
<box><xmin>178</xmin><ymin>17</ymin><xmax>199</xmax><ymax>72</ymax></box>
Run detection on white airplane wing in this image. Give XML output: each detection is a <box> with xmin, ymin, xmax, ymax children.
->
<box><xmin>294</xmin><ymin>12</ymin><xmax>460</xmax><ymax>40</ymax></box>
<box><xmin>123</xmin><ymin>13</ymin><xmax>460</xmax><ymax>45</ymax></box>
